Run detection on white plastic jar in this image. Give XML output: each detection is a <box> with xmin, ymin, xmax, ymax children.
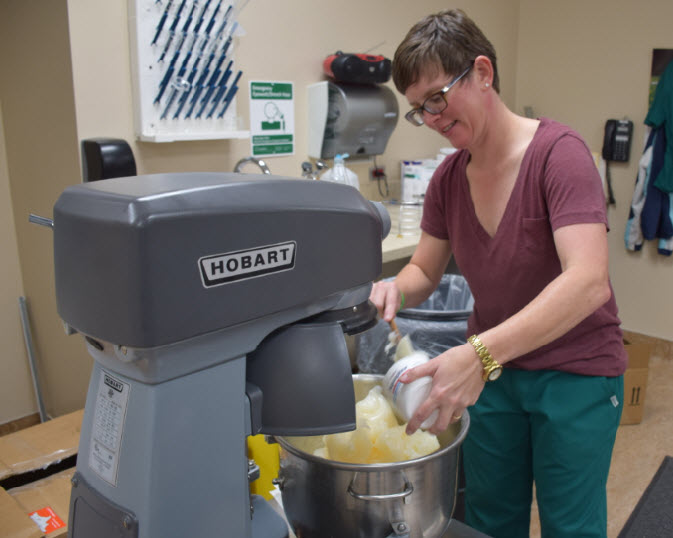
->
<box><xmin>383</xmin><ymin>351</ymin><xmax>438</xmax><ymax>430</ymax></box>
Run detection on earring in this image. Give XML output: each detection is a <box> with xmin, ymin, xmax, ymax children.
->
<box><xmin>485</xmin><ymin>83</ymin><xmax>490</xmax><ymax>88</ymax></box>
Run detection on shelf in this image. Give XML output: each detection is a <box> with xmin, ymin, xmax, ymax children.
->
<box><xmin>138</xmin><ymin>130</ymin><xmax>250</xmax><ymax>143</ymax></box>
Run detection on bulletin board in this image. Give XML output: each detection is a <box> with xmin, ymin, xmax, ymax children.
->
<box><xmin>128</xmin><ymin>0</ymin><xmax>249</xmax><ymax>142</ymax></box>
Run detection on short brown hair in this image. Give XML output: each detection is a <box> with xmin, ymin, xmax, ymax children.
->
<box><xmin>392</xmin><ymin>9</ymin><xmax>499</xmax><ymax>95</ymax></box>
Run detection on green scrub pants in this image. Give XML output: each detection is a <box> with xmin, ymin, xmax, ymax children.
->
<box><xmin>462</xmin><ymin>369</ymin><xmax>623</xmax><ymax>538</ymax></box>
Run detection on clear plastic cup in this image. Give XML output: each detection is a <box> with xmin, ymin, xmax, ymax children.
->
<box><xmin>398</xmin><ymin>203</ymin><xmax>422</xmax><ymax>237</ymax></box>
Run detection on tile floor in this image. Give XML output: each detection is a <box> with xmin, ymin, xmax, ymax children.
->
<box><xmin>529</xmin><ymin>348</ymin><xmax>673</xmax><ymax>537</ymax></box>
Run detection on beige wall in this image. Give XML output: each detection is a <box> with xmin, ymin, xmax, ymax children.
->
<box><xmin>0</xmin><ymin>0</ymin><xmax>91</xmax><ymax>421</ymax></box>
<box><xmin>516</xmin><ymin>0</ymin><xmax>673</xmax><ymax>339</ymax></box>
<box><xmin>0</xmin><ymin>102</ymin><xmax>36</xmax><ymax>424</ymax></box>
<box><xmin>0</xmin><ymin>0</ymin><xmax>669</xmax><ymax>421</ymax></box>
<box><xmin>67</xmin><ymin>0</ymin><xmax>520</xmax><ymax>194</ymax></box>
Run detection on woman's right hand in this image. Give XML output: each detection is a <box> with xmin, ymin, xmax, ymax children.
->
<box><xmin>369</xmin><ymin>280</ymin><xmax>403</xmax><ymax>322</ymax></box>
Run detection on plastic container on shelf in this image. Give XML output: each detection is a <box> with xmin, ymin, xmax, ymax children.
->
<box><xmin>397</xmin><ymin>202</ymin><xmax>422</xmax><ymax>237</ymax></box>
<box><xmin>320</xmin><ymin>153</ymin><xmax>359</xmax><ymax>189</ymax></box>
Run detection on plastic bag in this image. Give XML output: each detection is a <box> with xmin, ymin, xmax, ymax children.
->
<box><xmin>356</xmin><ymin>274</ymin><xmax>473</xmax><ymax>374</ymax></box>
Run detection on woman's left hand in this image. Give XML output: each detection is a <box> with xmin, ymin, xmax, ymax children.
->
<box><xmin>400</xmin><ymin>343</ymin><xmax>485</xmax><ymax>435</ymax></box>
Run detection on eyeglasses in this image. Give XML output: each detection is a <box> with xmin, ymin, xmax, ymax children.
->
<box><xmin>404</xmin><ymin>62</ymin><xmax>474</xmax><ymax>126</ymax></box>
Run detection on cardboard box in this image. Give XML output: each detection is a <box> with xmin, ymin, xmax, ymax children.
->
<box><xmin>0</xmin><ymin>468</ymin><xmax>74</xmax><ymax>538</ymax></box>
<box><xmin>0</xmin><ymin>410</ymin><xmax>83</xmax><ymax>488</ymax></box>
<box><xmin>0</xmin><ymin>486</ymin><xmax>41</xmax><ymax>538</ymax></box>
<box><xmin>0</xmin><ymin>411</ymin><xmax>81</xmax><ymax>537</ymax></box>
<box><xmin>9</xmin><ymin>468</ymin><xmax>74</xmax><ymax>537</ymax></box>
<box><xmin>620</xmin><ymin>340</ymin><xmax>651</xmax><ymax>425</ymax></box>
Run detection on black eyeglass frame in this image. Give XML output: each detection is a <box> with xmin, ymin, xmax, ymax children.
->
<box><xmin>404</xmin><ymin>61</ymin><xmax>475</xmax><ymax>126</ymax></box>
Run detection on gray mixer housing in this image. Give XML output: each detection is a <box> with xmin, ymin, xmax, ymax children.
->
<box><xmin>54</xmin><ymin>172</ymin><xmax>384</xmax><ymax>348</ymax></box>
<box><xmin>52</xmin><ymin>173</ymin><xmax>389</xmax><ymax>537</ymax></box>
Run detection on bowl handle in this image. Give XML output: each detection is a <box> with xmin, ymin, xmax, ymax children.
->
<box><xmin>347</xmin><ymin>472</ymin><xmax>414</xmax><ymax>501</ymax></box>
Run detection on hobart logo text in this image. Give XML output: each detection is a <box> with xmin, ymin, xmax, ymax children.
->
<box><xmin>104</xmin><ymin>374</ymin><xmax>124</xmax><ymax>393</ymax></box>
<box><xmin>199</xmin><ymin>241</ymin><xmax>296</xmax><ymax>287</ymax></box>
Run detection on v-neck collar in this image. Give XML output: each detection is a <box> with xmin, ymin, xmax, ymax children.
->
<box><xmin>461</xmin><ymin>120</ymin><xmax>544</xmax><ymax>245</ymax></box>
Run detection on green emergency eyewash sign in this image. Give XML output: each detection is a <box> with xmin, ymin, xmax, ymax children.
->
<box><xmin>249</xmin><ymin>81</ymin><xmax>295</xmax><ymax>157</ymax></box>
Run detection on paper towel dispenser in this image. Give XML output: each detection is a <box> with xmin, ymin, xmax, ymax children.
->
<box><xmin>308</xmin><ymin>82</ymin><xmax>399</xmax><ymax>160</ymax></box>
<box><xmin>81</xmin><ymin>138</ymin><xmax>136</xmax><ymax>182</ymax></box>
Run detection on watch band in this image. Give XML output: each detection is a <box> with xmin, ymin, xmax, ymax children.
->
<box><xmin>468</xmin><ymin>334</ymin><xmax>502</xmax><ymax>382</ymax></box>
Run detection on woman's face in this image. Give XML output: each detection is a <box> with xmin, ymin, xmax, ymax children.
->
<box><xmin>404</xmin><ymin>68</ymin><xmax>478</xmax><ymax>148</ymax></box>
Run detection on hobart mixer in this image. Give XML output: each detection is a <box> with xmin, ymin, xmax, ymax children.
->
<box><xmin>49</xmin><ymin>171</ymin><xmax>490</xmax><ymax>537</ymax></box>
<box><xmin>51</xmin><ymin>173</ymin><xmax>388</xmax><ymax>537</ymax></box>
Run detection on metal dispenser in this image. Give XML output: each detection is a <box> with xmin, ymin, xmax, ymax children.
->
<box><xmin>308</xmin><ymin>81</ymin><xmax>399</xmax><ymax>160</ymax></box>
<box><xmin>51</xmin><ymin>173</ymin><xmax>390</xmax><ymax>537</ymax></box>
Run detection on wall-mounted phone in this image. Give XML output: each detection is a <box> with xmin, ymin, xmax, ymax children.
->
<box><xmin>601</xmin><ymin>118</ymin><xmax>633</xmax><ymax>206</ymax></box>
<box><xmin>602</xmin><ymin>119</ymin><xmax>633</xmax><ymax>162</ymax></box>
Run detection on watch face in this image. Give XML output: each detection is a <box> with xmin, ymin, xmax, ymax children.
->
<box><xmin>488</xmin><ymin>367</ymin><xmax>502</xmax><ymax>381</ymax></box>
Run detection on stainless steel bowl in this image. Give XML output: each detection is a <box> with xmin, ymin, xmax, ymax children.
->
<box><xmin>275</xmin><ymin>374</ymin><xmax>470</xmax><ymax>538</ymax></box>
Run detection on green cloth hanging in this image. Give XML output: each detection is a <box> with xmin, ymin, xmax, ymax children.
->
<box><xmin>646</xmin><ymin>59</ymin><xmax>673</xmax><ymax>193</ymax></box>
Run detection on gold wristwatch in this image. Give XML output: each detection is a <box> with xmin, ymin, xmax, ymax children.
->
<box><xmin>468</xmin><ymin>335</ymin><xmax>503</xmax><ymax>382</ymax></box>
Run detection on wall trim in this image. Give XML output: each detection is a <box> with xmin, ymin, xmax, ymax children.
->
<box><xmin>0</xmin><ymin>412</ymin><xmax>41</xmax><ymax>437</ymax></box>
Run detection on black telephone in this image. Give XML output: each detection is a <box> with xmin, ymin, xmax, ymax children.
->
<box><xmin>602</xmin><ymin>119</ymin><xmax>633</xmax><ymax>162</ymax></box>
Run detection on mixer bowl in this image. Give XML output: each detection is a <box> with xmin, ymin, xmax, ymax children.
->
<box><xmin>275</xmin><ymin>374</ymin><xmax>470</xmax><ymax>538</ymax></box>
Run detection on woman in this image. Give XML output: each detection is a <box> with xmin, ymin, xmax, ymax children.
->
<box><xmin>369</xmin><ymin>9</ymin><xmax>626</xmax><ymax>538</ymax></box>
